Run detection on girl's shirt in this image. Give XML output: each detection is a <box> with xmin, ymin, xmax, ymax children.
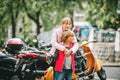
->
<box><xmin>50</xmin><ymin>27</ymin><xmax>79</xmax><ymax>55</ymax></box>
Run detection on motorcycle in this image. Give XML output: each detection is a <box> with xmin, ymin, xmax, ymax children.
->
<box><xmin>0</xmin><ymin>51</ymin><xmax>16</xmax><ymax>80</ymax></box>
<box><xmin>40</xmin><ymin>41</ymin><xmax>107</xmax><ymax>80</ymax></box>
<box><xmin>14</xmin><ymin>46</ymin><xmax>50</xmax><ymax>80</ymax></box>
<box><xmin>1</xmin><ymin>38</ymin><xmax>51</xmax><ymax>80</ymax></box>
<box><xmin>0</xmin><ymin>38</ymin><xmax>24</xmax><ymax>80</ymax></box>
<box><xmin>0</xmin><ymin>38</ymin><xmax>48</xmax><ymax>80</ymax></box>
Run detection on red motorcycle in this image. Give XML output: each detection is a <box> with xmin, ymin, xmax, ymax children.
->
<box><xmin>15</xmin><ymin>50</ymin><xmax>50</xmax><ymax>80</ymax></box>
<box><xmin>0</xmin><ymin>38</ymin><xmax>50</xmax><ymax>80</ymax></box>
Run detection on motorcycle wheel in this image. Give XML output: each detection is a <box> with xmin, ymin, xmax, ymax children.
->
<box><xmin>19</xmin><ymin>76</ymin><xmax>36</xmax><ymax>80</ymax></box>
<box><xmin>18</xmin><ymin>73</ymin><xmax>39</xmax><ymax>80</ymax></box>
<box><xmin>97</xmin><ymin>67</ymin><xmax>107</xmax><ymax>80</ymax></box>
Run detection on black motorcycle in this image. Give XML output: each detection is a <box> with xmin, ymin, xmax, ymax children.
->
<box><xmin>0</xmin><ymin>51</ymin><xmax>16</xmax><ymax>80</ymax></box>
<box><xmin>0</xmin><ymin>38</ymin><xmax>30</xmax><ymax>80</ymax></box>
<box><xmin>0</xmin><ymin>38</ymin><xmax>50</xmax><ymax>80</ymax></box>
<box><xmin>14</xmin><ymin>46</ymin><xmax>50</xmax><ymax>80</ymax></box>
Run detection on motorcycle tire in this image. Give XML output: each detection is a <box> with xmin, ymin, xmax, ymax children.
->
<box><xmin>19</xmin><ymin>76</ymin><xmax>36</xmax><ymax>80</ymax></box>
<box><xmin>18</xmin><ymin>72</ymin><xmax>38</xmax><ymax>80</ymax></box>
<box><xmin>97</xmin><ymin>67</ymin><xmax>107</xmax><ymax>80</ymax></box>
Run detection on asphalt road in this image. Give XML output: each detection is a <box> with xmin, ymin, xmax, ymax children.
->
<box><xmin>0</xmin><ymin>66</ymin><xmax>119</xmax><ymax>80</ymax></box>
<box><xmin>103</xmin><ymin>66</ymin><xmax>120</xmax><ymax>80</ymax></box>
<box><xmin>77</xmin><ymin>66</ymin><xmax>120</xmax><ymax>80</ymax></box>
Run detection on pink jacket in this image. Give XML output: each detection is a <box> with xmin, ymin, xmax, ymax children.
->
<box><xmin>55</xmin><ymin>43</ymin><xmax>75</xmax><ymax>72</ymax></box>
<box><xmin>50</xmin><ymin>27</ymin><xmax>78</xmax><ymax>55</ymax></box>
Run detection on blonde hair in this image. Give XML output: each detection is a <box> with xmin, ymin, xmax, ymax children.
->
<box><xmin>61</xmin><ymin>30</ymin><xmax>74</xmax><ymax>42</ymax></box>
<box><xmin>61</xmin><ymin>17</ymin><xmax>72</xmax><ymax>25</ymax></box>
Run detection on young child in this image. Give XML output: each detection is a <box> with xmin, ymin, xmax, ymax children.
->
<box><xmin>45</xmin><ymin>30</ymin><xmax>76</xmax><ymax>80</ymax></box>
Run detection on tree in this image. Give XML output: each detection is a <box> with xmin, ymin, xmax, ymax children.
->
<box><xmin>0</xmin><ymin>0</ymin><xmax>23</xmax><ymax>38</ymax></box>
<box><xmin>22</xmin><ymin>0</ymin><xmax>50</xmax><ymax>34</ymax></box>
<box><xmin>22</xmin><ymin>0</ymin><xmax>83</xmax><ymax>33</ymax></box>
<box><xmin>9</xmin><ymin>0</ymin><xmax>23</xmax><ymax>37</ymax></box>
<box><xmin>85</xmin><ymin>0</ymin><xmax>119</xmax><ymax>30</ymax></box>
<box><xmin>0</xmin><ymin>0</ymin><xmax>11</xmax><ymax>47</ymax></box>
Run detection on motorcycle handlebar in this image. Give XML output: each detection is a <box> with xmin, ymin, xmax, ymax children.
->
<box><xmin>79</xmin><ymin>40</ymin><xmax>97</xmax><ymax>48</ymax></box>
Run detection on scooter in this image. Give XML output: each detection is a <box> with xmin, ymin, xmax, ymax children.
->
<box><xmin>40</xmin><ymin>41</ymin><xmax>107</xmax><ymax>80</ymax></box>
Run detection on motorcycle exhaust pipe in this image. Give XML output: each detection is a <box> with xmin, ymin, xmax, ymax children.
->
<box><xmin>33</xmin><ymin>70</ymin><xmax>45</xmax><ymax>75</ymax></box>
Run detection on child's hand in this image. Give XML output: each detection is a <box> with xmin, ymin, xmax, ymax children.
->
<box><xmin>46</xmin><ymin>53</ymin><xmax>51</xmax><ymax>57</ymax></box>
<box><xmin>64</xmin><ymin>49</ymin><xmax>71</xmax><ymax>57</ymax></box>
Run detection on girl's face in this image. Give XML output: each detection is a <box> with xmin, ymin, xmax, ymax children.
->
<box><xmin>62</xmin><ymin>22</ymin><xmax>71</xmax><ymax>31</ymax></box>
<box><xmin>65</xmin><ymin>35</ymin><xmax>74</xmax><ymax>43</ymax></box>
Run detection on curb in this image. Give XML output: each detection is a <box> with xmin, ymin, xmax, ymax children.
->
<box><xmin>103</xmin><ymin>63</ymin><xmax>120</xmax><ymax>67</ymax></box>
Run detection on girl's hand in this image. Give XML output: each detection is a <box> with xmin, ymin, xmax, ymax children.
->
<box><xmin>43</xmin><ymin>51</ymin><xmax>51</xmax><ymax>57</ymax></box>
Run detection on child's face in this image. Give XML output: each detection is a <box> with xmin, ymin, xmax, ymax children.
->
<box><xmin>62</xmin><ymin>22</ymin><xmax>71</xmax><ymax>31</ymax></box>
<box><xmin>65</xmin><ymin>35</ymin><xmax>74</xmax><ymax>43</ymax></box>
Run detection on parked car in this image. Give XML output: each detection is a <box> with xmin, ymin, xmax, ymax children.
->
<box><xmin>73</xmin><ymin>22</ymin><xmax>99</xmax><ymax>41</ymax></box>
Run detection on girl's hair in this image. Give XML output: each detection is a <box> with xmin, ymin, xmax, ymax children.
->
<box><xmin>61</xmin><ymin>30</ymin><xmax>74</xmax><ymax>42</ymax></box>
<box><xmin>61</xmin><ymin>17</ymin><xmax>72</xmax><ymax>25</ymax></box>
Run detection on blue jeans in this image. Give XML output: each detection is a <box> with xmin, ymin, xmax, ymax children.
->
<box><xmin>54</xmin><ymin>69</ymin><xmax>72</xmax><ymax>80</ymax></box>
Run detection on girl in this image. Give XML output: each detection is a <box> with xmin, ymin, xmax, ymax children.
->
<box><xmin>50</xmin><ymin>17</ymin><xmax>78</xmax><ymax>57</ymax></box>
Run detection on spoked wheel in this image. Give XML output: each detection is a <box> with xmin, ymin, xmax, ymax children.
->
<box><xmin>97</xmin><ymin>67</ymin><xmax>107</xmax><ymax>80</ymax></box>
